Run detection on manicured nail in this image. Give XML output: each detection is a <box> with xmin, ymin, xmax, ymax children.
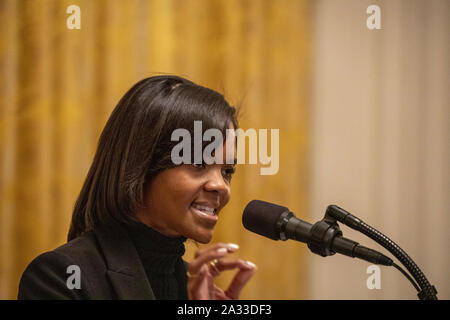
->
<box><xmin>217</xmin><ymin>248</ymin><xmax>228</xmax><ymax>254</ymax></box>
<box><xmin>227</xmin><ymin>243</ymin><xmax>239</xmax><ymax>251</ymax></box>
<box><xmin>246</xmin><ymin>261</ymin><xmax>256</xmax><ymax>268</ymax></box>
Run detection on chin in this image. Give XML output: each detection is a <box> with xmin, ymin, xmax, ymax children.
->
<box><xmin>192</xmin><ymin>232</ymin><xmax>214</xmax><ymax>244</ymax></box>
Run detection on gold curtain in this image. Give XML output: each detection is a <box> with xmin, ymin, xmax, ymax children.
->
<box><xmin>0</xmin><ymin>0</ymin><xmax>311</xmax><ymax>299</ymax></box>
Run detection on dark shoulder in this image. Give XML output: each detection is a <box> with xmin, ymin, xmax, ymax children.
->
<box><xmin>53</xmin><ymin>231</ymin><xmax>100</xmax><ymax>261</ymax></box>
<box><xmin>18</xmin><ymin>231</ymin><xmax>102</xmax><ymax>300</ymax></box>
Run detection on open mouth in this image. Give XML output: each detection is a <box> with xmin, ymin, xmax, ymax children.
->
<box><xmin>190</xmin><ymin>202</ymin><xmax>218</xmax><ymax>217</ymax></box>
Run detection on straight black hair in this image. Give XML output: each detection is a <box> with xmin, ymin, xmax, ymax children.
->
<box><xmin>68</xmin><ymin>75</ymin><xmax>238</xmax><ymax>241</ymax></box>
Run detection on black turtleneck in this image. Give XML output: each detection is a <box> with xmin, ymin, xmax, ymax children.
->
<box><xmin>123</xmin><ymin>221</ymin><xmax>188</xmax><ymax>300</ymax></box>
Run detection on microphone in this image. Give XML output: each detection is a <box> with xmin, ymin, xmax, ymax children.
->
<box><xmin>242</xmin><ymin>200</ymin><xmax>393</xmax><ymax>266</ymax></box>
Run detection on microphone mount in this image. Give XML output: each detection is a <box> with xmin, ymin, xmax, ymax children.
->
<box><xmin>308</xmin><ymin>214</ymin><xmax>343</xmax><ymax>257</ymax></box>
<box><xmin>303</xmin><ymin>210</ymin><xmax>394</xmax><ymax>266</ymax></box>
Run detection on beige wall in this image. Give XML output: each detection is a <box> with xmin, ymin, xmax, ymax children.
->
<box><xmin>308</xmin><ymin>0</ymin><xmax>449</xmax><ymax>299</ymax></box>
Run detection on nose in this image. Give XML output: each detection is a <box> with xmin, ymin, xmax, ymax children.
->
<box><xmin>204</xmin><ymin>167</ymin><xmax>230</xmax><ymax>199</ymax></box>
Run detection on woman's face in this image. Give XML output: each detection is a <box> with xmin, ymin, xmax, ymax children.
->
<box><xmin>136</xmin><ymin>125</ymin><xmax>236</xmax><ymax>243</ymax></box>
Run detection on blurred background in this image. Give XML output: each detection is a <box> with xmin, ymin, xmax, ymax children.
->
<box><xmin>0</xmin><ymin>0</ymin><xmax>448</xmax><ymax>300</ymax></box>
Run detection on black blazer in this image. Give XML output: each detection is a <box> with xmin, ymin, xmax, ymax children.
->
<box><xmin>18</xmin><ymin>222</ymin><xmax>167</xmax><ymax>300</ymax></box>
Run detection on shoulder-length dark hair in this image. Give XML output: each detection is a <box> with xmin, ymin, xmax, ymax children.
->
<box><xmin>68</xmin><ymin>75</ymin><xmax>238</xmax><ymax>241</ymax></box>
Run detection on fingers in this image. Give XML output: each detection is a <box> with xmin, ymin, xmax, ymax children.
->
<box><xmin>187</xmin><ymin>243</ymin><xmax>239</xmax><ymax>300</ymax></box>
<box><xmin>224</xmin><ymin>261</ymin><xmax>257</xmax><ymax>300</ymax></box>
<box><xmin>188</xmin><ymin>243</ymin><xmax>238</xmax><ymax>276</ymax></box>
<box><xmin>187</xmin><ymin>242</ymin><xmax>257</xmax><ymax>300</ymax></box>
<box><xmin>206</xmin><ymin>258</ymin><xmax>257</xmax><ymax>299</ymax></box>
<box><xmin>214</xmin><ymin>286</ymin><xmax>230</xmax><ymax>300</ymax></box>
<box><xmin>214</xmin><ymin>259</ymin><xmax>256</xmax><ymax>273</ymax></box>
<box><xmin>187</xmin><ymin>265</ymin><xmax>212</xmax><ymax>300</ymax></box>
<box><xmin>194</xmin><ymin>243</ymin><xmax>239</xmax><ymax>258</ymax></box>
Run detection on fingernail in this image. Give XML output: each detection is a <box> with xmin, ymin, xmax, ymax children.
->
<box><xmin>227</xmin><ymin>243</ymin><xmax>239</xmax><ymax>251</ymax></box>
<box><xmin>217</xmin><ymin>248</ymin><xmax>228</xmax><ymax>254</ymax></box>
<box><xmin>246</xmin><ymin>261</ymin><xmax>256</xmax><ymax>268</ymax></box>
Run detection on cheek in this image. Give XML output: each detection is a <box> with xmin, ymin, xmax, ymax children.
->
<box><xmin>223</xmin><ymin>191</ymin><xmax>231</xmax><ymax>208</ymax></box>
<box><xmin>164</xmin><ymin>174</ymin><xmax>204</xmax><ymax>208</ymax></box>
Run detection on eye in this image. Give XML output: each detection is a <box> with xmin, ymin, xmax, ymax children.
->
<box><xmin>222</xmin><ymin>165</ymin><xmax>236</xmax><ymax>181</ymax></box>
<box><xmin>192</xmin><ymin>162</ymin><xmax>206</xmax><ymax>169</ymax></box>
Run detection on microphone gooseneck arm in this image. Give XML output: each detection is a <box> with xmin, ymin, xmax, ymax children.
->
<box><xmin>325</xmin><ymin>205</ymin><xmax>438</xmax><ymax>300</ymax></box>
<box><xmin>278</xmin><ymin>211</ymin><xmax>393</xmax><ymax>266</ymax></box>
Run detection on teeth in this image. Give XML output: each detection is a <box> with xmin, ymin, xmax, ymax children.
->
<box><xmin>192</xmin><ymin>203</ymin><xmax>216</xmax><ymax>216</ymax></box>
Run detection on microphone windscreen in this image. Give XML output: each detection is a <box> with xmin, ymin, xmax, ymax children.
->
<box><xmin>242</xmin><ymin>200</ymin><xmax>290</xmax><ymax>240</ymax></box>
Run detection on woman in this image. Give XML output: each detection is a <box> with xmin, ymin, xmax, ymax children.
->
<box><xmin>18</xmin><ymin>75</ymin><xmax>256</xmax><ymax>300</ymax></box>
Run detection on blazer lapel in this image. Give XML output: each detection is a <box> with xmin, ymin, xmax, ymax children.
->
<box><xmin>94</xmin><ymin>222</ymin><xmax>155</xmax><ymax>300</ymax></box>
